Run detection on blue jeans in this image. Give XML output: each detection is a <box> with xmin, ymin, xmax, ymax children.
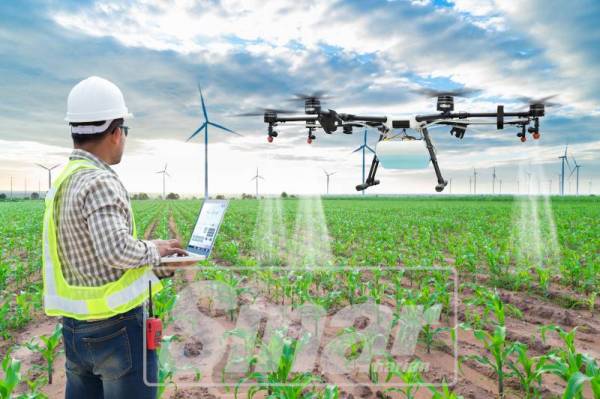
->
<box><xmin>61</xmin><ymin>306</ymin><xmax>157</xmax><ymax>399</ymax></box>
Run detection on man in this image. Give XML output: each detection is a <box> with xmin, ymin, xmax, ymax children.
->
<box><xmin>42</xmin><ymin>76</ymin><xmax>186</xmax><ymax>398</ymax></box>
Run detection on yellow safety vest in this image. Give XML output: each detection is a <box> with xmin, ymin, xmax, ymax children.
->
<box><xmin>43</xmin><ymin>159</ymin><xmax>162</xmax><ymax>320</ymax></box>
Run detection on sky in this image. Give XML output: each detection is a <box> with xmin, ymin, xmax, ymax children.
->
<box><xmin>1</xmin><ymin>0</ymin><xmax>599</xmax><ymax>196</ymax></box>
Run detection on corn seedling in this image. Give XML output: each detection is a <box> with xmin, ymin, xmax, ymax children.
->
<box><xmin>506</xmin><ymin>342</ymin><xmax>545</xmax><ymax>399</ymax></box>
<box><xmin>0</xmin><ymin>349</ymin><xmax>22</xmax><ymax>399</ymax></box>
<box><xmin>24</xmin><ymin>323</ymin><xmax>62</xmax><ymax>385</ymax></box>
<box><xmin>461</xmin><ymin>323</ymin><xmax>514</xmax><ymax>399</ymax></box>
<box><xmin>539</xmin><ymin>325</ymin><xmax>600</xmax><ymax>399</ymax></box>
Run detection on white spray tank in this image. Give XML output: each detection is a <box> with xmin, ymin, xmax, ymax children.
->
<box><xmin>375</xmin><ymin>138</ymin><xmax>430</xmax><ymax>170</ymax></box>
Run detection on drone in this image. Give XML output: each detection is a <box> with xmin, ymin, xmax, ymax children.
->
<box><xmin>238</xmin><ymin>89</ymin><xmax>552</xmax><ymax>192</ymax></box>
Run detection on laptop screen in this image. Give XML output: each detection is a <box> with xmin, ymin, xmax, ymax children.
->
<box><xmin>186</xmin><ymin>199</ymin><xmax>229</xmax><ymax>258</ymax></box>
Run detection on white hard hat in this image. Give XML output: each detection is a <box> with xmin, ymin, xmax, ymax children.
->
<box><xmin>65</xmin><ymin>76</ymin><xmax>133</xmax><ymax>123</ymax></box>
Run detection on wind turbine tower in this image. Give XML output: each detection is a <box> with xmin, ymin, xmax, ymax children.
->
<box><xmin>492</xmin><ymin>167</ymin><xmax>497</xmax><ymax>194</ymax></box>
<box><xmin>36</xmin><ymin>163</ymin><xmax>60</xmax><ymax>191</ymax></box>
<box><xmin>323</xmin><ymin>170</ymin><xmax>336</xmax><ymax>195</ymax></box>
<box><xmin>352</xmin><ymin>129</ymin><xmax>375</xmax><ymax>196</ymax></box>
<box><xmin>156</xmin><ymin>163</ymin><xmax>170</xmax><ymax>200</ymax></box>
<box><xmin>250</xmin><ymin>168</ymin><xmax>264</xmax><ymax>198</ymax></box>
<box><xmin>186</xmin><ymin>86</ymin><xmax>239</xmax><ymax>199</ymax></box>
<box><xmin>473</xmin><ymin>168</ymin><xmax>478</xmax><ymax>195</ymax></box>
<box><xmin>558</xmin><ymin>146</ymin><xmax>570</xmax><ymax>196</ymax></box>
<box><xmin>570</xmin><ymin>157</ymin><xmax>582</xmax><ymax>196</ymax></box>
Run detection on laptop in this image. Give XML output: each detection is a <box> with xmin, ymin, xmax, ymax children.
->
<box><xmin>160</xmin><ymin>199</ymin><xmax>229</xmax><ymax>264</ymax></box>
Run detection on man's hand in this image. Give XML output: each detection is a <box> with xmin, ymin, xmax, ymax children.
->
<box><xmin>152</xmin><ymin>239</ymin><xmax>188</xmax><ymax>257</ymax></box>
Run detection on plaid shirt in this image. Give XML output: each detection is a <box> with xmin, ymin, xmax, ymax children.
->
<box><xmin>54</xmin><ymin>149</ymin><xmax>164</xmax><ymax>287</ymax></box>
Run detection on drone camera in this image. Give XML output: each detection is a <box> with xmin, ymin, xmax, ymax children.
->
<box><xmin>436</xmin><ymin>95</ymin><xmax>454</xmax><ymax>113</ymax></box>
<box><xmin>392</xmin><ymin>120</ymin><xmax>410</xmax><ymax>129</ymax></box>
<box><xmin>450</xmin><ymin>124</ymin><xmax>467</xmax><ymax>139</ymax></box>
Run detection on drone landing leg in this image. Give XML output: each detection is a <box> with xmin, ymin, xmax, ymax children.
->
<box><xmin>422</xmin><ymin>127</ymin><xmax>448</xmax><ymax>192</ymax></box>
<box><xmin>356</xmin><ymin>156</ymin><xmax>381</xmax><ymax>191</ymax></box>
<box><xmin>356</xmin><ymin>132</ymin><xmax>386</xmax><ymax>192</ymax></box>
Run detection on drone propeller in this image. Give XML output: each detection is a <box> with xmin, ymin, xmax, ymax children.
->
<box><xmin>287</xmin><ymin>90</ymin><xmax>334</xmax><ymax>102</ymax></box>
<box><xmin>516</xmin><ymin>94</ymin><xmax>560</xmax><ymax>111</ymax></box>
<box><xmin>235</xmin><ymin>108</ymin><xmax>298</xmax><ymax>117</ymax></box>
<box><xmin>411</xmin><ymin>87</ymin><xmax>480</xmax><ymax>98</ymax></box>
<box><xmin>516</xmin><ymin>94</ymin><xmax>559</xmax><ymax>106</ymax></box>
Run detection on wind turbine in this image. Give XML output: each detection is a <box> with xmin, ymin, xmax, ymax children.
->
<box><xmin>492</xmin><ymin>167</ymin><xmax>497</xmax><ymax>194</ymax></box>
<box><xmin>526</xmin><ymin>172</ymin><xmax>532</xmax><ymax>195</ymax></box>
<box><xmin>558</xmin><ymin>145</ymin><xmax>570</xmax><ymax>196</ymax></box>
<box><xmin>156</xmin><ymin>163</ymin><xmax>170</xmax><ymax>200</ymax></box>
<box><xmin>323</xmin><ymin>169</ymin><xmax>335</xmax><ymax>195</ymax></box>
<box><xmin>352</xmin><ymin>129</ymin><xmax>375</xmax><ymax>196</ymax></box>
<box><xmin>473</xmin><ymin>168</ymin><xmax>478</xmax><ymax>195</ymax></box>
<box><xmin>36</xmin><ymin>163</ymin><xmax>60</xmax><ymax>191</ymax></box>
<box><xmin>250</xmin><ymin>168</ymin><xmax>264</xmax><ymax>198</ymax></box>
<box><xmin>589</xmin><ymin>180</ymin><xmax>593</xmax><ymax>195</ymax></box>
<box><xmin>570</xmin><ymin>156</ymin><xmax>582</xmax><ymax>196</ymax></box>
<box><xmin>499</xmin><ymin>179</ymin><xmax>502</xmax><ymax>194</ymax></box>
<box><xmin>186</xmin><ymin>85</ymin><xmax>239</xmax><ymax>199</ymax></box>
<box><xmin>449</xmin><ymin>178</ymin><xmax>452</xmax><ymax>194</ymax></box>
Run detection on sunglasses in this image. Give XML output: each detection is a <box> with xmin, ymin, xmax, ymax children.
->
<box><xmin>120</xmin><ymin>125</ymin><xmax>129</xmax><ymax>136</ymax></box>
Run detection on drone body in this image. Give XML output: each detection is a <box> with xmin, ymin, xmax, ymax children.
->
<box><xmin>243</xmin><ymin>91</ymin><xmax>549</xmax><ymax>192</ymax></box>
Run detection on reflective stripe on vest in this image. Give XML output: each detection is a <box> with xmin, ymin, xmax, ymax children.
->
<box><xmin>42</xmin><ymin>159</ymin><xmax>162</xmax><ymax>320</ymax></box>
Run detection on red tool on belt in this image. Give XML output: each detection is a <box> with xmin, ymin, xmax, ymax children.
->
<box><xmin>146</xmin><ymin>281</ymin><xmax>162</xmax><ymax>350</ymax></box>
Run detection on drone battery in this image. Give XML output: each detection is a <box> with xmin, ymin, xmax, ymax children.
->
<box><xmin>376</xmin><ymin>139</ymin><xmax>430</xmax><ymax>170</ymax></box>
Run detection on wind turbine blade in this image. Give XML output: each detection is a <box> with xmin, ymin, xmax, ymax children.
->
<box><xmin>250</xmin><ymin>176</ymin><xmax>257</xmax><ymax>181</ymax></box>
<box><xmin>50</xmin><ymin>164</ymin><xmax>60</xmax><ymax>170</ymax></box>
<box><xmin>186</xmin><ymin>122</ymin><xmax>208</xmax><ymax>141</ymax></box>
<box><xmin>258</xmin><ymin>176</ymin><xmax>265</xmax><ymax>180</ymax></box>
<box><xmin>165</xmin><ymin>172</ymin><xmax>171</xmax><ymax>177</ymax></box>
<box><xmin>208</xmin><ymin>121</ymin><xmax>240</xmax><ymax>136</ymax></box>
<box><xmin>565</xmin><ymin>157</ymin><xmax>572</xmax><ymax>171</ymax></box>
<box><xmin>198</xmin><ymin>85</ymin><xmax>208</xmax><ymax>121</ymax></box>
<box><xmin>365</xmin><ymin>145</ymin><xmax>376</xmax><ymax>154</ymax></box>
<box><xmin>35</xmin><ymin>163</ymin><xmax>48</xmax><ymax>170</ymax></box>
<box><xmin>352</xmin><ymin>145</ymin><xmax>364</xmax><ymax>153</ymax></box>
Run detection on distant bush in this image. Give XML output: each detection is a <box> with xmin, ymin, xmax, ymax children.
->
<box><xmin>132</xmin><ymin>193</ymin><xmax>149</xmax><ymax>200</ymax></box>
<box><xmin>281</xmin><ymin>191</ymin><xmax>288</xmax><ymax>198</ymax></box>
<box><xmin>0</xmin><ymin>193</ymin><xmax>5</xmax><ymax>200</ymax></box>
<box><xmin>30</xmin><ymin>192</ymin><xmax>39</xmax><ymax>199</ymax></box>
<box><xmin>166</xmin><ymin>193</ymin><xmax>180</xmax><ymax>200</ymax></box>
<box><xmin>216</xmin><ymin>194</ymin><xmax>225</xmax><ymax>200</ymax></box>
